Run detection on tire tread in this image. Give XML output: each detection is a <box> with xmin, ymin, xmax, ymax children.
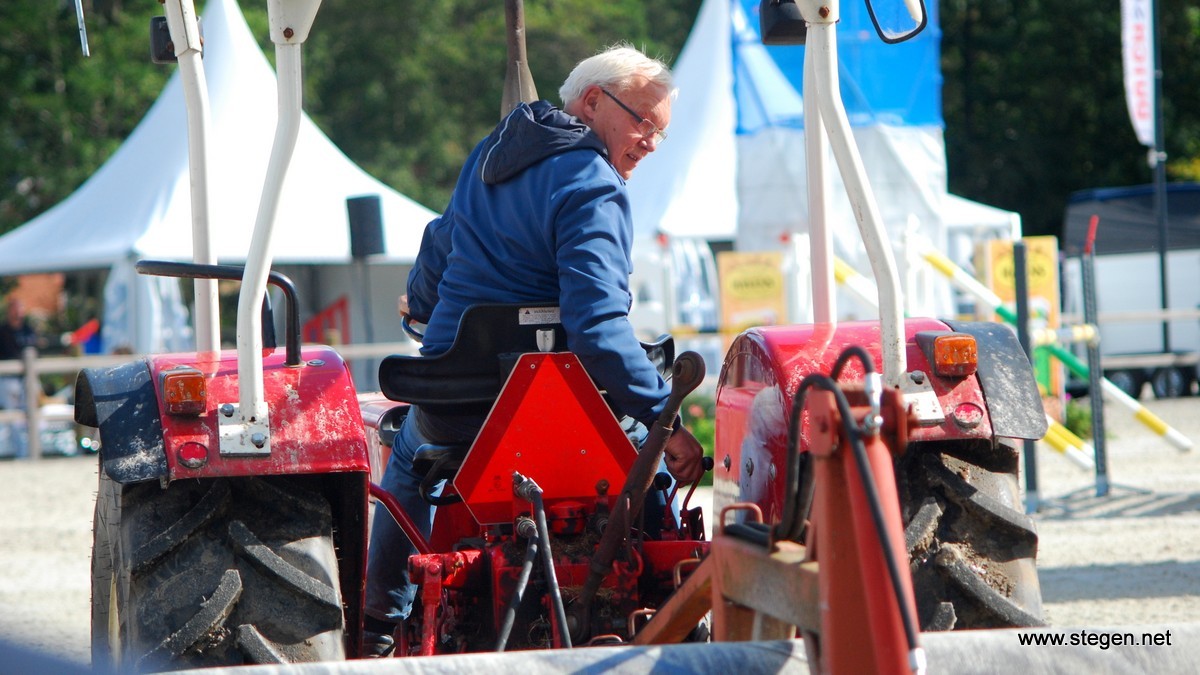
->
<box><xmin>899</xmin><ymin>441</ymin><xmax>1044</xmax><ymax>630</ymax></box>
<box><xmin>91</xmin><ymin>475</ymin><xmax>345</xmax><ymax>670</ymax></box>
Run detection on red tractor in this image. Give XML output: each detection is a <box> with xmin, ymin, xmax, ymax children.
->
<box><xmin>79</xmin><ymin>0</ymin><xmax>1046</xmax><ymax>673</ymax></box>
<box><xmin>81</xmin><ymin>280</ymin><xmax>711</xmax><ymax>667</ymax></box>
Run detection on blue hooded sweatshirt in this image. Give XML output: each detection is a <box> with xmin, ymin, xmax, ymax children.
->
<box><xmin>406</xmin><ymin>101</ymin><xmax>670</xmax><ymax>428</ymax></box>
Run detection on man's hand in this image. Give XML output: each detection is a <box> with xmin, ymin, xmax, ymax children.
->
<box><xmin>664</xmin><ymin>425</ymin><xmax>705</xmax><ymax>485</ymax></box>
<box><xmin>397</xmin><ymin>294</ymin><xmax>410</xmax><ymax>318</ymax></box>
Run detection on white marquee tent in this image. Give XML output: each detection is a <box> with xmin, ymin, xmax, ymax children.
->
<box><xmin>0</xmin><ymin>0</ymin><xmax>436</xmax><ymax>354</ymax></box>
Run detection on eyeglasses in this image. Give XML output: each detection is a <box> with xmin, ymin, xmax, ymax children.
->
<box><xmin>600</xmin><ymin>88</ymin><xmax>668</xmax><ymax>144</ymax></box>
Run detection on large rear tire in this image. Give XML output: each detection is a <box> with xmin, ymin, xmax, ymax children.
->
<box><xmin>91</xmin><ymin>471</ymin><xmax>345</xmax><ymax>671</ymax></box>
<box><xmin>897</xmin><ymin>439</ymin><xmax>1044</xmax><ymax>630</ymax></box>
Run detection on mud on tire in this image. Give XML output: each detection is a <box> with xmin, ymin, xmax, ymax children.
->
<box><xmin>92</xmin><ymin>472</ymin><xmax>345</xmax><ymax>671</ymax></box>
<box><xmin>896</xmin><ymin>439</ymin><xmax>1044</xmax><ymax>630</ymax></box>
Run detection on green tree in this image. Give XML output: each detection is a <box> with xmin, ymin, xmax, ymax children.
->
<box><xmin>303</xmin><ymin>0</ymin><xmax>699</xmax><ymax>211</ymax></box>
<box><xmin>1162</xmin><ymin>5</ymin><xmax>1200</xmax><ymax>182</ymax></box>
<box><xmin>941</xmin><ymin>0</ymin><xmax>1200</xmax><ymax>238</ymax></box>
<box><xmin>0</xmin><ymin>2</ymin><xmax>167</xmax><ymax>233</ymax></box>
<box><xmin>15</xmin><ymin>1</ymin><xmax>1200</xmax><ymax>248</ymax></box>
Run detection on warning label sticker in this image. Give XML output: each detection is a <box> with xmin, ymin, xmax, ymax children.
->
<box><xmin>518</xmin><ymin>306</ymin><xmax>561</xmax><ymax>325</ymax></box>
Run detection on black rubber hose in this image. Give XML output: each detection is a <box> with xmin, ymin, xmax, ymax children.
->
<box><xmin>775</xmin><ymin>377</ymin><xmax>818</xmax><ymax>543</ymax></box>
<box><xmin>530</xmin><ymin>489</ymin><xmax>572</xmax><ymax>648</ymax></box>
<box><xmin>831</xmin><ymin>344</ymin><xmax>873</xmax><ymax>380</ymax></box>
<box><xmin>821</xmin><ymin>348</ymin><xmax>917</xmax><ymax>651</ymax></box>
<box><xmin>495</xmin><ymin>523</ymin><xmax>539</xmax><ymax>652</ymax></box>
<box><xmin>773</xmin><ymin>351</ymin><xmax>920</xmax><ymax>656</ymax></box>
<box><xmin>513</xmin><ymin>472</ymin><xmax>572</xmax><ymax>649</ymax></box>
<box><xmin>789</xmin><ymin>451</ymin><xmax>815</xmax><ymax>542</ymax></box>
<box><xmin>778</xmin><ymin>344</ymin><xmax>876</xmax><ymax>542</ymax></box>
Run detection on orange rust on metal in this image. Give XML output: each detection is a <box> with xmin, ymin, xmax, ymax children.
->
<box><xmin>633</xmin><ymin>535</ymin><xmax>819</xmax><ymax>646</ymax></box>
<box><xmin>709</xmin><ymin>537</ymin><xmax>817</xmax><ymax>637</ymax></box>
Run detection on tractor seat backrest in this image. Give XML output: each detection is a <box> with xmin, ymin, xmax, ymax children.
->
<box><xmin>378</xmin><ymin>303</ymin><xmax>568</xmax><ymax>415</ymax></box>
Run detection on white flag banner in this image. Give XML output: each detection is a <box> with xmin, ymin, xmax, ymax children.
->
<box><xmin>1121</xmin><ymin>0</ymin><xmax>1156</xmax><ymax>147</ymax></box>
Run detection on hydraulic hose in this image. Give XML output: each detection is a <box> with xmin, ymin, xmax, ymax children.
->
<box><xmin>777</xmin><ymin>344</ymin><xmax>881</xmax><ymax>543</ymax></box>
<box><xmin>495</xmin><ymin>519</ymin><xmax>539</xmax><ymax>652</ymax></box>
<box><xmin>776</xmin><ymin>377</ymin><xmax>818</xmax><ymax>543</ymax></box>
<box><xmin>531</xmin><ymin>489</ymin><xmax>571</xmax><ymax>648</ymax></box>
<box><xmin>830</xmin><ymin>344</ymin><xmax>872</xmax><ymax>380</ymax></box>
<box><xmin>513</xmin><ymin>473</ymin><xmax>572</xmax><ymax>648</ymax></box>
<box><xmin>777</xmin><ymin>348</ymin><xmax>922</xmax><ymax>664</ymax></box>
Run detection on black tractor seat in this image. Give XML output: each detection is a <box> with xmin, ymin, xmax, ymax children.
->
<box><xmin>378</xmin><ymin>303</ymin><xmax>675</xmax><ymax>416</ymax></box>
<box><xmin>379</xmin><ymin>303</ymin><xmax>569</xmax><ymax>416</ymax></box>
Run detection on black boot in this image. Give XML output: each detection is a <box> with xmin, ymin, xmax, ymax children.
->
<box><xmin>362</xmin><ymin>615</ymin><xmax>398</xmax><ymax>658</ymax></box>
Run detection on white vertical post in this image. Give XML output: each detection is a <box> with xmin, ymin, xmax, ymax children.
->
<box><xmin>808</xmin><ymin>23</ymin><xmax>907</xmax><ymax>386</ymax></box>
<box><xmin>803</xmin><ymin>40</ymin><xmax>835</xmax><ymax>327</ymax></box>
<box><xmin>162</xmin><ymin>0</ymin><xmax>219</xmax><ymax>353</ymax></box>
<box><xmin>225</xmin><ymin>0</ymin><xmax>324</xmax><ymax>455</ymax></box>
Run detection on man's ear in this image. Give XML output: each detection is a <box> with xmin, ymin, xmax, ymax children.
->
<box><xmin>577</xmin><ymin>85</ymin><xmax>602</xmax><ymax>123</ymax></box>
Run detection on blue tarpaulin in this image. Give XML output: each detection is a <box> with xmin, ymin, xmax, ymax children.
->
<box><xmin>734</xmin><ymin>0</ymin><xmax>944</xmax><ymax>131</ymax></box>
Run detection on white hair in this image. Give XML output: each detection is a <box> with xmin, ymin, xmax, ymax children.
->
<box><xmin>558</xmin><ymin>44</ymin><xmax>674</xmax><ymax>107</ymax></box>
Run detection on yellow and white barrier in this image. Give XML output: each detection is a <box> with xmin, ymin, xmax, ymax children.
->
<box><xmin>921</xmin><ymin>248</ymin><xmax>1193</xmax><ymax>453</ymax></box>
<box><xmin>1040</xmin><ymin>415</ymin><xmax>1096</xmax><ymax>470</ymax></box>
<box><xmin>832</xmin><ymin>257</ymin><xmax>882</xmax><ymax>311</ymax></box>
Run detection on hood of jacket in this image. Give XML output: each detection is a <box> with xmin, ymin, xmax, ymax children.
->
<box><xmin>478</xmin><ymin>100</ymin><xmax>609</xmax><ymax>185</ymax></box>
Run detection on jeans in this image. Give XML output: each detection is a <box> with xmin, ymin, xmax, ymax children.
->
<box><xmin>365</xmin><ymin>410</ymin><xmax>434</xmax><ymax>623</ymax></box>
<box><xmin>364</xmin><ymin>408</ymin><xmax>675</xmax><ymax>622</ymax></box>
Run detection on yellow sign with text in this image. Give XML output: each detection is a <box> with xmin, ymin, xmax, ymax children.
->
<box><xmin>984</xmin><ymin>236</ymin><xmax>1061</xmax><ymax>396</ymax></box>
<box><xmin>717</xmin><ymin>251</ymin><xmax>786</xmax><ymax>333</ymax></box>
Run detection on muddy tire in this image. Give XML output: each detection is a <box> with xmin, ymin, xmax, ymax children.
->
<box><xmin>897</xmin><ymin>439</ymin><xmax>1044</xmax><ymax>630</ymax></box>
<box><xmin>91</xmin><ymin>471</ymin><xmax>345</xmax><ymax>672</ymax></box>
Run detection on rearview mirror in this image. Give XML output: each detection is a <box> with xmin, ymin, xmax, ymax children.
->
<box><xmin>866</xmin><ymin>0</ymin><xmax>928</xmax><ymax>44</ymax></box>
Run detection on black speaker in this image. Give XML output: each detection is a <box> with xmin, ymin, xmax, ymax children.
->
<box><xmin>347</xmin><ymin>194</ymin><xmax>385</xmax><ymax>259</ymax></box>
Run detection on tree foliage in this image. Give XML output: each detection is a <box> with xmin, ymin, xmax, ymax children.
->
<box><xmin>941</xmin><ymin>0</ymin><xmax>1200</xmax><ymax>237</ymax></box>
<box><xmin>3</xmin><ymin>0</ymin><xmax>1200</xmax><ymax>244</ymax></box>
<box><xmin>302</xmin><ymin>0</ymin><xmax>699</xmax><ymax>210</ymax></box>
<box><xmin>0</xmin><ymin>0</ymin><xmax>698</xmax><ymax>231</ymax></box>
<box><xmin>1</xmin><ymin>1</ymin><xmax>168</xmax><ymax>232</ymax></box>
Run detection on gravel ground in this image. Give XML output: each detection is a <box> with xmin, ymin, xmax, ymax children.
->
<box><xmin>1027</xmin><ymin>396</ymin><xmax>1200</xmax><ymax>628</ymax></box>
<box><xmin>1</xmin><ymin>396</ymin><xmax>1197</xmax><ymax>668</ymax></box>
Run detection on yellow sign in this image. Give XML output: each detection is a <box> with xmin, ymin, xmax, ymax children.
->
<box><xmin>987</xmin><ymin>238</ymin><xmax>1057</xmax><ymax>300</ymax></box>
<box><xmin>984</xmin><ymin>236</ymin><xmax>1062</xmax><ymax>397</ymax></box>
<box><xmin>717</xmin><ymin>251</ymin><xmax>786</xmax><ymax>333</ymax></box>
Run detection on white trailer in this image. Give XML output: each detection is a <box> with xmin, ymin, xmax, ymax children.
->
<box><xmin>1062</xmin><ymin>184</ymin><xmax>1200</xmax><ymax>399</ymax></box>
